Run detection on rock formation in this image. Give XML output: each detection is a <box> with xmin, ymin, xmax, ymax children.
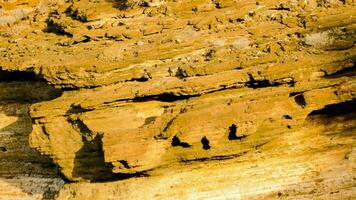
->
<box><xmin>0</xmin><ymin>72</ymin><xmax>65</xmax><ymax>199</ymax></box>
<box><xmin>0</xmin><ymin>0</ymin><xmax>355</xmax><ymax>199</ymax></box>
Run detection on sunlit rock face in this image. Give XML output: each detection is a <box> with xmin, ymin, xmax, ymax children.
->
<box><xmin>0</xmin><ymin>0</ymin><xmax>355</xmax><ymax>199</ymax></box>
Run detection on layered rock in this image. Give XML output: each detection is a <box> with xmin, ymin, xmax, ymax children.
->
<box><xmin>0</xmin><ymin>0</ymin><xmax>355</xmax><ymax>199</ymax></box>
<box><xmin>0</xmin><ymin>75</ymin><xmax>64</xmax><ymax>199</ymax></box>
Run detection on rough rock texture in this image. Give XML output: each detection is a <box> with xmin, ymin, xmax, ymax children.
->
<box><xmin>0</xmin><ymin>0</ymin><xmax>355</xmax><ymax>199</ymax></box>
<box><xmin>0</xmin><ymin>78</ymin><xmax>64</xmax><ymax>199</ymax></box>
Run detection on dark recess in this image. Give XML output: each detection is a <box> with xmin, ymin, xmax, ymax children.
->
<box><xmin>0</xmin><ymin>68</ymin><xmax>63</xmax><ymax>103</ymax></box>
<box><xmin>171</xmin><ymin>136</ymin><xmax>191</xmax><ymax>148</ymax></box>
<box><xmin>294</xmin><ymin>93</ymin><xmax>306</xmax><ymax>108</ymax></box>
<box><xmin>70</xmin><ymin>119</ymin><xmax>93</xmax><ymax>138</ymax></box>
<box><xmin>0</xmin><ymin>103</ymin><xmax>64</xmax><ymax>199</ymax></box>
<box><xmin>236</xmin><ymin>18</ymin><xmax>245</xmax><ymax>23</ymax></box>
<box><xmin>66</xmin><ymin>104</ymin><xmax>94</xmax><ymax>115</ymax></box>
<box><xmin>283</xmin><ymin>115</ymin><xmax>292</xmax><ymax>119</ymax></box>
<box><xmin>72</xmin><ymin>36</ymin><xmax>91</xmax><ymax>45</ymax></box>
<box><xmin>246</xmin><ymin>74</ymin><xmax>281</xmax><ymax>89</ymax></box>
<box><xmin>270</xmin><ymin>7</ymin><xmax>291</xmax><ymax>11</ymax></box>
<box><xmin>133</xmin><ymin>92</ymin><xmax>200</xmax><ymax>103</ymax></box>
<box><xmin>118</xmin><ymin>160</ymin><xmax>130</xmax><ymax>169</ymax></box>
<box><xmin>0</xmin><ymin>68</ymin><xmax>45</xmax><ymax>82</ymax></box>
<box><xmin>162</xmin><ymin>116</ymin><xmax>178</xmax><ymax>132</ymax></box>
<box><xmin>308</xmin><ymin>100</ymin><xmax>356</xmax><ymax>117</ymax></box>
<box><xmin>154</xmin><ymin>115</ymin><xmax>178</xmax><ymax>140</ymax></box>
<box><xmin>324</xmin><ymin>65</ymin><xmax>356</xmax><ymax>78</ymax></box>
<box><xmin>181</xmin><ymin>151</ymin><xmax>248</xmax><ymax>163</ymax></box>
<box><xmin>201</xmin><ymin>136</ymin><xmax>211</xmax><ymax>150</ymax></box>
<box><xmin>126</xmin><ymin>76</ymin><xmax>149</xmax><ymax>82</ymax></box>
<box><xmin>228</xmin><ymin>124</ymin><xmax>247</xmax><ymax>140</ymax></box>
<box><xmin>72</xmin><ymin>134</ymin><xmax>149</xmax><ymax>182</ymax></box>
<box><xmin>72</xmin><ymin>134</ymin><xmax>115</xmax><ymax>181</ymax></box>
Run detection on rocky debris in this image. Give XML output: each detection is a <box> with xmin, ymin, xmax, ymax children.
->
<box><xmin>0</xmin><ymin>0</ymin><xmax>355</xmax><ymax>199</ymax></box>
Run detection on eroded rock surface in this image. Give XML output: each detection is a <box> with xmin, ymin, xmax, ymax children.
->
<box><xmin>0</xmin><ymin>75</ymin><xmax>64</xmax><ymax>199</ymax></box>
<box><xmin>0</xmin><ymin>0</ymin><xmax>355</xmax><ymax>199</ymax></box>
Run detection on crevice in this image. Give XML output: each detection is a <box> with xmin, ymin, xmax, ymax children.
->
<box><xmin>162</xmin><ymin>115</ymin><xmax>178</xmax><ymax>133</ymax></box>
<box><xmin>72</xmin><ymin>147</ymin><xmax>150</xmax><ymax>183</ymax></box>
<box><xmin>0</xmin><ymin>147</ymin><xmax>7</xmax><ymax>152</ymax></box>
<box><xmin>68</xmin><ymin>118</ymin><xmax>93</xmax><ymax>138</ymax></box>
<box><xmin>102</xmin><ymin>73</ymin><xmax>299</xmax><ymax>106</ymax></box>
<box><xmin>181</xmin><ymin>151</ymin><xmax>248</xmax><ymax>163</ymax></box>
<box><xmin>0</xmin><ymin>102</ymin><xmax>65</xmax><ymax>198</ymax></box>
<box><xmin>294</xmin><ymin>93</ymin><xmax>306</xmax><ymax>108</ymax></box>
<box><xmin>118</xmin><ymin>160</ymin><xmax>131</xmax><ymax>169</ymax></box>
<box><xmin>104</xmin><ymin>92</ymin><xmax>200</xmax><ymax>107</ymax></box>
<box><xmin>61</xmin><ymin>85</ymin><xmax>97</xmax><ymax>91</ymax></box>
<box><xmin>269</xmin><ymin>7</ymin><xmax>291</xmax><ymax>11</ymax></box>
<box><xmin>72</xmin><ymin>36</ymin><xmax>91</xmax><ymax>45</ymax></box>
<box><xmin>0</xmin><ymin>68</ymin><xmax>63</xmax><ymax>103</ymax></box>
<box><xmin>171</xmin><ymin>136</ymin><xmax>191</xmax><ymax>148</ymax></box>
<box><xmin>133</xmin><ymin>92</ymin><xmax>200</xmax><ymax>103</ymax></box>
<box><xmin>201</xmin><ymin>136</ymin><xmax>211</xmax><ymax>150</ymax></box>
<box><xmin>283</xmin><ymin>115</ymin><xmax>292</xmax><ymax>120</ymax></box>
<box><xmin>154</xmin><ymin>114</ymin><xmax>179</xmax><ymax>140</ymax></box>
<box><xmin>228</xmin><ymin>124</ymin><xmax>247</xmax><ymax>140</ymax></box>
<box><xmin>72</xmin><ymin>134</ymin><xmax>117</xmax><ymax>182</ymax></box>
<box><xmin>126</xmin><ymin>76</ymin><xmax>150</xmax><ymax>82</ymax></box>
<box><xmin>0</xmin><ymin>68</ymin><xmax>45</xmax><ymax>82</ymax></box>
<box><xmin>305</xmin><ymin>100</ymin><xmax>356</xmax><ymax>136</ymax></box>
<box><xmin>289</xmin><ymin>92</ymin><xmax>300</xmax><ymax>97</ymax></box>
<box><xmin>130</xmin><ymin>75</ymin><xmax>294</xmax><ymax>103</ymax></box>
<box><xmin>66</xmin><ymin>104</ymin><xmax>94</xmax><ymax>115</ymax></box>
<box><xmin>307</xmin><ymin>100</ymin><xmax>356</xmax><ymax>117</ymax></box>
<box><xmin>252</xmin><ymin>141</ymin><xmax>269</xmax><ymax>149</ymax></box>
<box><xmin>324</xmin><ymin>65</ymin><xmax>356</xmax><ymax>78</ymax></box>
<box><xmin>246</xmin><ymin>74</ymin><xmax>282</xmax><ymax>89</ymax></box>
<box><xmin>232</xmin><ymin>18</ymin><xmax>245</xmax><ymax>23</ymax></box>
<box><xmin>109</xmin><ymin>171</ymin><xmax>150</xmax><ymax>182</ymax></box>
<box><xmin>103</xmin><ymin>76</ymin><xmax>294</xmax><ymax>106</ymax></box>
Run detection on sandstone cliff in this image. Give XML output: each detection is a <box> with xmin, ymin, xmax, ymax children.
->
<box><xmin>0</xmin><ymin>0</ymin><xmax>355</xmax><ymax>199</ymax></box>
